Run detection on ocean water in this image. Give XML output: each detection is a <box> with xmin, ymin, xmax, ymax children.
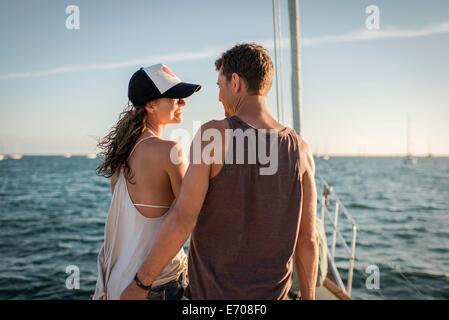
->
<box><xmin>0</xmin><ymin>156</ymin><xmax>448</xmax><ymax>300</ymax></box>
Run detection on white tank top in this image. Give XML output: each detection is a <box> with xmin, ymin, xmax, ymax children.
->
<box><xmin>93</xmin><ymin>136</ymin><xmax>187</xmax><ymax>300</ymax></box>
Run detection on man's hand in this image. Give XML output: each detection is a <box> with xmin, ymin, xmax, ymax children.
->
<box><xmin>120</xmin><ymin>280</ymin><xmax>148</xmax><ymax>300</ymax></box>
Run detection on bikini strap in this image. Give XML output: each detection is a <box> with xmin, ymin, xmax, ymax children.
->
<box><xmin>134</xmin><ymin>203</ymin><xmax>170</xmax><ymax>209</ymax></box>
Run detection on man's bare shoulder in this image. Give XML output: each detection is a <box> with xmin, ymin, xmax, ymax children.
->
<box><xmin>295</xmin><ymin>133</ymin><xmax>315</xmax><ymax>177</ymax></box>
<box><xmin>193</xmin><ymin>119</ymin><xmax>230</xmax><ymax>146</ymax></box>
<box><xmin>295</xmin><ymin>134</ymin><xmax>311</xmax><ymax>154</ymax></box>
<box><xmin>200</xmin><ymin>119</ymin><xmax>230</xmax><ymax>133</ymax></box>
<box><xmin>189</xmin><ymin>119</ymin><xmax>230</xmax><ymax>165</ymax></box>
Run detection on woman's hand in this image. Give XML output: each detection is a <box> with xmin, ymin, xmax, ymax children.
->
<box><xmin>120</xmin><ymin>281</ymin><xmax>148</xmax><ymax>300</ymax></box>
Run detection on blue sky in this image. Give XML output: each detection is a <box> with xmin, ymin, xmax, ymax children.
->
<box><xmin>1</xmin><ymin>0</ymin><xmax>448</xmax><ymax>155</ymax></box>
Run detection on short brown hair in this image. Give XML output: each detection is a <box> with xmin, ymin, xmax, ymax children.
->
<box><xmin>215</xmin><ymin>43</ymin><xmax>274</xmax><ymax>95</ymax></box>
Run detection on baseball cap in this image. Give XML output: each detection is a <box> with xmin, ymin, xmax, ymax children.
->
<box><xmin>128</xmin><ymin>64</ymin><xmax>201</xmax><ymax>107</ymax></box>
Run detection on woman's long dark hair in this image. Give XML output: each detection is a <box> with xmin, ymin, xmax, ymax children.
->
<box><xmin>96</xmin><ymin>102</ymin><xmax>148</xmax><ymax>183</ymax></box>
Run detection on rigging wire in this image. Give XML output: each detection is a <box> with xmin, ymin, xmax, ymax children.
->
<box><xmin>277</xmin><ymin>0</ymin><xmax>285</xmax><ymax>124</ymax></box>
<box><xmin>320</xmin><ymin>178</ymin><xmax>424</xmax><ymax>299</ymax></box>
<box><xmin>392</xmin><ymin>264</ymin><xmax>426</xmax><ymax>298</ymax></box>
<box><xmin>272</xmin><ymin>0</ymin><xmax>281</xmax><ymax>122</ymax></box>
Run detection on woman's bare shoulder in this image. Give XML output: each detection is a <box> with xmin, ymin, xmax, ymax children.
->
<box><xmin>138</xmin><ymin>137</ymin><xmax>185</xmax><ymax>167</ymax></box>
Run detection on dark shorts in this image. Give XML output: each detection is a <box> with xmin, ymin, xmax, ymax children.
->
<box><xmin>146</xmin><ymin>273</ymin><xmax>186</xmax><ymax>300</ymax></box>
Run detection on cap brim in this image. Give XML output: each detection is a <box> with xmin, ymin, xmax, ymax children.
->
<box><xmin>162</xmin><ymin>82</ymin><xmax>201</xmax><ymax>99</ymax></box>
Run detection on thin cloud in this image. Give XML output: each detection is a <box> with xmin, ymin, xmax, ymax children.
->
<box><xmin>0</xmin><ymin>47</ymin><xmax>223</xmax><ymax>80</ymax></box>
<box><xmin>301</xmin><ymin>20</ymin><xmax>449</xmax><ymax>46</ymax></box>
<box><xmin>1</xmin><ymin>21</ymin><xmax>448</xmax><ymax>80</ymax></box>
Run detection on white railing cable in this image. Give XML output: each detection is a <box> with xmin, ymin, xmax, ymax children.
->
<box><xmin>347</xmin><ymin>225</ymin><xmax>357</xmax><ymax>296</ymax></box>
<box><xmin>318</xmin><ymin>176</ymin><xmax>357</xmax><ymax>295</ymax></box>
<box><xmin>331</xmin><ymin>202</ymin><xmax>339</xmax><ymax>260</ymax></box>
<box><xmin>323</xmin><ymin>206</ymin><xmax>352</xmax><ymax>254</ymax></box>
<box><xmin>319</xmin><ymin>177</ymin><xmax>356</xmax><ymax>226</ymax></box>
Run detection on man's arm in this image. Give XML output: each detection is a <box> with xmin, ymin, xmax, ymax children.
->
<box><xmin>294</xmin><ymin>138</ymin><xmax>319</xmax><ymax>300</ymax></box>
<box><xmin>120</xmin><ymin>122</ymin><xmax>216</xmax><ymax>299</ymax></box>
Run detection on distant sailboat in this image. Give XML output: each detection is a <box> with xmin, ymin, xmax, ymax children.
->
<box><xmin>86</xmin><ymin>153</ymin><xmax>97</xmax><ymax>159</ymax></box>
<box><xmin>405</xmin><ymin>114</ymin><xmax>416</xmax><ymax>164</ymax></box>
<box><xmin>9</xmin><ymin>154</ymin><xmax>23</xmax><ymax>160</ymax></box>
<box><xmin>323</xmin><ymin>141</ymin><xmax>330</xmax><ymax>160</ymax></box>
<box><xmin>427</xmin><ymin>141</ymin><xmax>433</xmax><ymax>158</ymax></box>
<box><xmin>64</xmin><ymin>153</ymin><xmax>72</xmax><ymax>158</ymax></box>
<box><xmin>0</xmin><ymin>154</ymin><xmax>4</xmax><ymax>161</ymax></box>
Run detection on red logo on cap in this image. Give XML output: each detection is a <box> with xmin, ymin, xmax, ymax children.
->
<box><xmin>162</xmin><ymin>66</ymin><xmax>176</xmax><ymax>78</ymax></box>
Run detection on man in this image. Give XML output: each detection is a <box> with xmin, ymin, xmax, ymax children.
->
<box><xmin>121</xmin><ymin>43</ymin><xmax>319</xmax><ymax>300</ymax></box>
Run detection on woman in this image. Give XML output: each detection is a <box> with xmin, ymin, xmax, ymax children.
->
<box><xmin>93</xmin><ymin>64</ymin><xmax>201</xmax><ymax>300</ymax></box>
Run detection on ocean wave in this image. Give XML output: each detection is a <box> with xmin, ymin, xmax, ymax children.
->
<box><xmin>376</xmin><ymin>215</ymin><xmax>414</xmax><ymax>224</ymax></box>
<box><xmin>348</xmin><ymin>203</ymin><xmax>380</xmax><ymax>210</ymax></box>
<box><xmin>432</xmin><ymin>231</ymin><xmax>449</xmax><ymax>239</ymax></box>
<box><xmin>387</xmin><ymin>205</ymin><xmax>448</xmax><ymax>213</ymax></box>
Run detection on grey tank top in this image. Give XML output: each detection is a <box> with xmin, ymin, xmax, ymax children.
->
<box><xmin>185</xmin><ymin>116</ymin><xmax>302</xmax><ymax>300</ymax></box>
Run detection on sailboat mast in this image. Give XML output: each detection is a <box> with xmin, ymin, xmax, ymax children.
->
<box><xmin>272</xmin><ymin>0</ymin><xmax>281</xmax><ymax>122</ymax></box>
<box><xmin>288</xmin><ymin>0</ymin><xmax>303</xmax><ymax>136</ymax></box>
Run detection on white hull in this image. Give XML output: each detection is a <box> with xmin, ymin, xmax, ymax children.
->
<box><xmin>9</xmin><ymin>154</ymin><xmax>23</xmax><ymax>160</ymax></box>
<box><xmin>316</xmin><ymin>278</ymin><xmax>352</xmax><ymax>300</ymax></box>
<box><xmin>86</xmin><ymin>153</ymin><xmax>97</xmax><ymax>159</ymax></box>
